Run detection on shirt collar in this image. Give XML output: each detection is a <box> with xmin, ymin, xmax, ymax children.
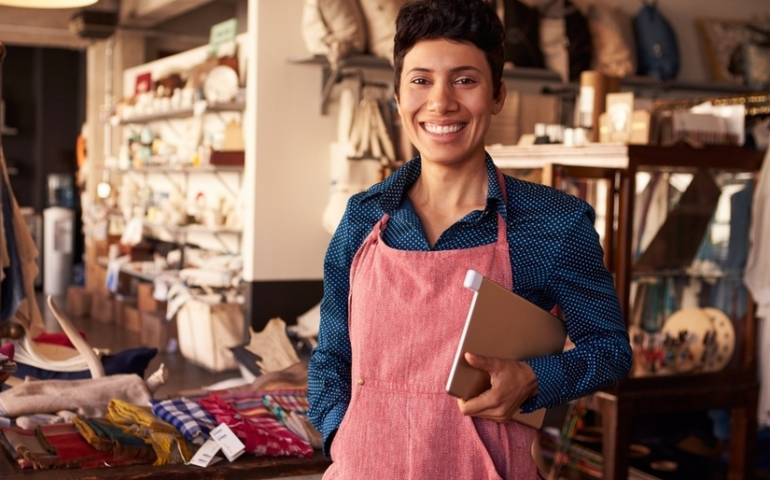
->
<box><xmin>370</xmin><ymin>153</ymin><xmax>508</xmax><ymax>220</ymax></box>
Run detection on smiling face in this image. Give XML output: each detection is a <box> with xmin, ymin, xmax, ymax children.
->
<box><xmin>396</xmin><ymin>37</ymin><xmax>506</xmax><ymax>170</ymax></box>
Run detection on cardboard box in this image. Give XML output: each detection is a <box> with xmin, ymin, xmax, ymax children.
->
<box><xmin>124</xmin><ymin>306</ymin><xmax>142</xmax><ymax>333</ymax></box>
<box><xmin>113</xmin><ymin>296</ymin><xmax>138</xmax><ymax>328</ymax></box>
<box><xmin>90</xmin><ymin>292</ymin><xmax>114</xmax><ymax>324</ymax></box>
<box><xmin>86</xmin><ymin>263</ymin><xmax>108</xmax><ymax>295</ymax></box>
<box><xmin>66</xmin><ymin>286</ymin><xmax>92</xmax><ymax>318</ymax></box>
<box><xmin>140</xmin><ymin>311</ymin><xmax>177</xmax><ymax>350</ymax></box>
<box><xmin>137</xmin><ymin>283</ymin><xmax>167</xmax><ymax>313</ymax></box>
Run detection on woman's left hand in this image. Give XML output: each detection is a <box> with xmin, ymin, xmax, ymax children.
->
<box><xmin>456</xmin><ymin>352</ymin><xmax>539</xmax><ymax>423</ymax></box>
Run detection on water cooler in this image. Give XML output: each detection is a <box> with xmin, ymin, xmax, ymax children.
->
<box><xmin>43</xmin><ymin>174</ymin><xmax>74</xmax><ymax>296</ymax></box>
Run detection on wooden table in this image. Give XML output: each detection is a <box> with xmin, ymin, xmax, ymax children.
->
<box><xmin>0</xmin><ymin>448</ymin><xmax>331</xmax><ymax>479</ymax></box>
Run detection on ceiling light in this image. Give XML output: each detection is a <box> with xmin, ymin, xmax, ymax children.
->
<box><xmin>0</xmin><ymin>0</ymin><xmax>97</xmax><ymax>8</ymax></box>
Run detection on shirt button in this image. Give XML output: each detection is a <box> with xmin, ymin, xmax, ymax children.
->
<box><xmin>357</xmin><ymin>378</ymin><xmax>365</xmax><ymax>386</ymax></box>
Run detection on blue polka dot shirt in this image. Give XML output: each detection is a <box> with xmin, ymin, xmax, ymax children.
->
<box><xmin>308</xmin><ymin>154</ymin><xmax>632</xmax><ymax>456</ymax></box>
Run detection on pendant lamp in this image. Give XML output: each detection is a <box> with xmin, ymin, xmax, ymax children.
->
<box><xmin>0</xmin><ymin>0</ymin><xmax>97</xmax><ymax>7</ymax></box>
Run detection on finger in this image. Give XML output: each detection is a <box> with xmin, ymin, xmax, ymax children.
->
<box><xmin>459</xmin><ymin>388</ymin><xmax>500</xmax><ymax>416</ymax></box>
<box><xmin>464</xmin><ymin>352</ymin><xmax>492</xmax><ymax>371</ymax></box>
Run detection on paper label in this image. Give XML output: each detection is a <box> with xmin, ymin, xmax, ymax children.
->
<box><xmin>209</xmin><ymin>18</ymin><xmax>237</xmax><ymax>56</ymax></box>
<box><xmin>188</xmin><ymin>438</ymin><xmax>222</xmax><ymax>468</ymax></box>
<box><xmin>211</xmin><ymin>424</ymin><xmax>245</xmax><ymax>462</ymax></box>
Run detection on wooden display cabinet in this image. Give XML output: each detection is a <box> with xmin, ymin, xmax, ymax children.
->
<box><xmin>494</xmin><ymin>144</ymin><xmax>764</xmax><ymax>480</ymax></box>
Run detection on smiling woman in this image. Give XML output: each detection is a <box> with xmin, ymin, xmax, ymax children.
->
<box><xmin>308</xmin><ymin>1</ymin><xmax>632</xmax><ymax>479</ymax></box>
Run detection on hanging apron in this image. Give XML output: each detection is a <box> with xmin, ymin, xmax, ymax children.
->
<box><xmin>325</xmin><ymin>170</ymin><xmax>538</xmax><ymax>479</ymax></box>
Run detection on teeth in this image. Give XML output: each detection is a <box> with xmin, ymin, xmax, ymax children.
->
<box><xmin>424</xmin><ymin>123</ymin><xmax>464</xmax><ymax>135</ymax></box>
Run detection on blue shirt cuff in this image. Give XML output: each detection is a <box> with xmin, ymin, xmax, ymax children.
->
<box><xmin>321</xmin><ymin>403</ymin><xmax>348</xmax><ymax>459</ymax></box>
<box><xmin>521</xmin><ymin>355</ymin><xmax>566</xmax><ymax>412</ymax></box>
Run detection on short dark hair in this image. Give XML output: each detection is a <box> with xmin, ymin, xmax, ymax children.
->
<box><xmin>393</xmin><ymin>0</ymin><xmax>505</xmax><ymax>99</ymax></box>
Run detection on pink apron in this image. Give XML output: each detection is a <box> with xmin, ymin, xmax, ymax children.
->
<box><xmin>325</xmin><ymin>170</ymin><xmax>538</xmax><ymax>480</ymax></box>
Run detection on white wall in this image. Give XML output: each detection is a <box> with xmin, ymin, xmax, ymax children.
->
<box><xmin>245</xmin><ymin>0</ymin><xmax>336</xmax><ymax>281</ymax></box>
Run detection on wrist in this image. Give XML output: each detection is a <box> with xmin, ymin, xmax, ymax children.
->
<box><xmin>521</xmin><ymin>361</ymin><xmax>539</xmax><ymax>398</ymax></box>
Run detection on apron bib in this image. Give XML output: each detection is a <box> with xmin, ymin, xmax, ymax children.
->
<box><xmin>325</xmin><ymin>170</ymin><xmax>538</xmax><ymax>480</ymax></box>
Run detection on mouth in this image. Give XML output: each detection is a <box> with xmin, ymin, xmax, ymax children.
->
<box><xmin>421</xmin><ymin>122</ymin><xmax>467</xmax><ymax>135</ymax></box>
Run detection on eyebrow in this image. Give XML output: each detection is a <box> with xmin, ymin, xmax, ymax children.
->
<box><xmin>406</xmin><ymin>65</ymin><xmax>483</xmax><ymax>75</ymax></box>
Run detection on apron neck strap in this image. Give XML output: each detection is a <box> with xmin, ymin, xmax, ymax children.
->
<box><xmin>494</xmin><ymin>167</ymin><xmax>509</xmax><ymax>242</ymax></box>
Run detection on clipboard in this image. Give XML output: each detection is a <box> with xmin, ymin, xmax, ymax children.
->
<box><xmin>445</xmin><ymin>270</ymin><xmax>567</xmax><ymax>429</ymax></box>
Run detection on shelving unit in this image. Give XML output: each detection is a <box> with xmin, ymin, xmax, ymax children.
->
<box><xmin>291</xmin><ymin>54</ymin><xmax>768</xmax><ymax>115</ymax></box>
<box><xmin>142</xmin><ymin>220</ymin><xmax>242</xmax><ymax>235</ymax></box>
<box><xmin>530</xmin><ymin>144</ymin><xmax>764</xmax><ymax>480</ymax></box>
<box><xmin>102</xmin><ymin>165</ymin><xmax>243</xmax><ymax>174</ymax></box>
<box><xmin>116</xmin><ymin>101</ymin><xmax>245</xmax><ymax>125</ymax></box>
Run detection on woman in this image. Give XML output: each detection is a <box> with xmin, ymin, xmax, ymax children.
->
<box><xmin>308</xmin><ymin>0</ymin><xmax>632</xmax><ymax>478</ymax></box>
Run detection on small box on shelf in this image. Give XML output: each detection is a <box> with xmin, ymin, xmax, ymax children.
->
<box><xmin>210</xmin><ymin>150</ymin><xmax>244</xmax><ymax>166</ymax></box>
<box><xmin>114</xmin><ymin>295</ymin><xmax>138</xmax><ymax>327</ymax></box>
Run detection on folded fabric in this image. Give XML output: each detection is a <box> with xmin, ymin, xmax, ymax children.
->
<box><xmin>0</xmin><ymin>428</ymin><xmax>33</xmax><ymax>469</ymax></box>
<box><xmin>0</xmin><ymin>374</ymin><xmax>152</xmax><ymax>417</ymax></box>
<box><xmin>106</xmin><ymin>399</ymin><xmax>192</xmax><ymax>466</ymax></box>
<box><xmin>13</xmin><ymin>347</ymin><xmax>158</xmax><ymax>381</ymax></box>
<box><xmin>150</xmin><ymin>397</ymin><xmax>217</xmax><ymax>445</ymax></box>
<box><xmin>16</xmin><ymin>413</ymin><xmax>66</xmax><ymax>431</ymax></box>
<box><xmin>33</xmin><ymin>331</ymin><xmax>86</xmax><ymax>349</ymax></box>
<box><xmin>261</xmin><ymin>390</ymin><xmax>322</xmax><ymax>449</ymax></box>
<box><xmin>1</xmin><ymin>427</ymin><xmax>58</xmax><ymax>469</ymax></box>
<box><xmin>73</xmin><ymin>416</ymin><xmax>156</xmax><ymax>464</ymax></box>
<box><xmin>262</xmin><ymin>389</ymin><xmax>310</xmax><ymax>416</ymax></box>
<box><xmin>36</xmin><ymin>423</ymin><xmax>140</xmax><ymax>469</ymax></box>
<box><xmin>199</xmin><ymin>394</ymin><xmax>313</xmax><ymax>458</ymax></box>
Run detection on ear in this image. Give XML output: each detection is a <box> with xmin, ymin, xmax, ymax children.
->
<box><xmin>492</xmin><ymin>80</ymin><xmax>507</xmax><ymax>116</ymax></box>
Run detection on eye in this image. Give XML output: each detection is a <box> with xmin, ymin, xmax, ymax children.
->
<box><xmin>455</xmin><ymin>77</ymin><xmax>476</xmax><ymax>85</ymax></box>
<box><xmin>410</xmin><ymin>77</ymin><xmax>430</xmax><ymax>85</ymax></box>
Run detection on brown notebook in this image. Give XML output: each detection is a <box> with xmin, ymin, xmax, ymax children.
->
<box><xmin>445</xmin><ymin>270</ymin><xmax>567</xmax><ymax>429</ymax></box>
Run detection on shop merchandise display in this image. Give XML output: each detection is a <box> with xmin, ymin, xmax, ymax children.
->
<box><xmin>0</xmin><ymin>331</ymin><xmax>323</xmax><ymax>471</ymax></box>
<box><xmin>302</xmin><ymin>0</ymin><xmax>367</xmax><ymax>68</ymax></box>
<box><xmin>633</xmin><ymin>2</ymin><xmax>680</xmax><ymax>80</ymax></box>
<box><xmin>698</xmin><ymin>14</ymin><xmax>770</xmax><ymax>87</ymax></box>
<box><xmin>585</xmin><ymin>0</ymin><xmax>635</xmax><ymax>78</ymax></box>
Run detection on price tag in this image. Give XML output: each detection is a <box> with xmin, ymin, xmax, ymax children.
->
<box><xmin>211</xmin><ymin>423</ymin><xmax>245</xmax><ymax>462</ymax></box>
<box><xmin>187</xmin><ymin>438</ymin><xmax>223</xmax><ymax>468</ymax></box>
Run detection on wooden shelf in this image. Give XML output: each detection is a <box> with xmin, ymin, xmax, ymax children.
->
<box><xmin>290</xmin><ymin>54</ymin><xmax>765</xmax><ymax>103</ymax></box>
<box><xmin>143</xmin><ymin>220</ymin><xmax>242</xmax><ymax>235</ymax></box>
<box><xmin>117</xmin><ymin>102</ymin><xmax>245</xmax><ymax>125</ymax></box>
<box><xmin>103</xmin><ymin>165</ymin><xmax>244</xmax><ymax>174</ymax></box>
<box><xmin>97</xmin><ymin>257</ymin><xmax>178</xmax><ymax>283</ymax></box>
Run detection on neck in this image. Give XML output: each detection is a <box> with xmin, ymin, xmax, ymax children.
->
<box><xmin>410</xmin><ymin>156</ymin><xmax>489</xmax><ymax>210</ymax></box>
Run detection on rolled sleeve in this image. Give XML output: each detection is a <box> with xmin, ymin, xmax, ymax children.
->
<box><xmin>522</xmin><ymin>209</ymin><xmax>632</xmax><ymax>411</ymax></box>
<box><xmin>308</xmin><ymin>200</ymin><xmax>356</xmax><ymax>458</ymax></box>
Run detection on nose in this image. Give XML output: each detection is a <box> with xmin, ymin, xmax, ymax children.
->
<box><xmin>427</xmin><ymin>81</ymin><xmax>458</xmax><ymax>114</ymax></box>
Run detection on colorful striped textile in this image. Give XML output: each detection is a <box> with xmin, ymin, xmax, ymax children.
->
<box><xmin>37</xmin><ymin>423</ymin><xmax>141</xmax><ymax>469</ymax></box>
<box><xmin>150</xmin><ymin>397</ymin><xmax>217</xmax><ymax>445</ymax></box>
<box><xmin>106</xmin><ymin>399</ymin><xmax>192</xmax><ymax>466</ymax></box>
<box><xmin>73</xmin><ymin>416</ymin><xmax>156</xmax><ymax>464</ymax></box>
<box><xmin>199</xmin><ymin>394</ymin><xmax>313</xmax><ymax>458</ymax></box>
<box><xmin>1</xmin><ymin>427</ymin><xmax>56</xmax><ymax>469</ymax></box>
